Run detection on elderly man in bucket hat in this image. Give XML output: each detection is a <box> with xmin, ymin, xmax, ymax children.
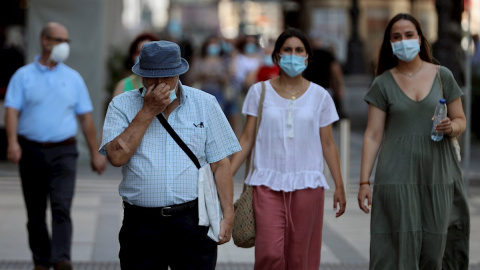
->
<box><xmin>99</xmin><ymin>41</ymin><xmax>241</xmax><ymax>269</ymax></box>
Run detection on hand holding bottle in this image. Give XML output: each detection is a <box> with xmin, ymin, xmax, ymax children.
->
<box><xmin>431</xmin><ymin>99</ymin><xmax>448</xmax><ymax>141</ymax></box>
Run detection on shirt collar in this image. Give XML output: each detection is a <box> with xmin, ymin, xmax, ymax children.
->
<box><xmin>34</xmin><ymin>54</ymin><xmax>62</xmax><ymax>72</ymax></box>
<box><xmin>177</xmin><ymin>81</ymin><xmax>187</xmax><ymax>105</ymax></box>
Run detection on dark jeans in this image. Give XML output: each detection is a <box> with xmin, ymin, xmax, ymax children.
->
<box><xmin>119</xmin><ymin>201</ymin><xmax>217</xmax><ymax>270</ymax></box>
<box><xmin>18</xmin><ymin>138</ymin><xmax>78</xmax><ymax>268</ymax></box>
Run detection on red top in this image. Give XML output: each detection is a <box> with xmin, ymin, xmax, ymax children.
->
<box><xmin>256</xmin><ymin>65</ymin><xmax>280</xmax><ymax>82</ymax></box>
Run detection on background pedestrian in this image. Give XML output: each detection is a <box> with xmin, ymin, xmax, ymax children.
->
<box><xmin>4</xmin><ymin>22</ymin><xmax>107</xmax><ymax>270</ymax></box>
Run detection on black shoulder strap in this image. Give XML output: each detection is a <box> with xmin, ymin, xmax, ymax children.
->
<box><xmin>157</xmin><ymin>114</ymin><xmax>201</xmax><ymax>169</ymax></box>
<box><xmin>140</xmin><ymin>87</ymin><xmax>201</xmax><ymax>169</ymax></box>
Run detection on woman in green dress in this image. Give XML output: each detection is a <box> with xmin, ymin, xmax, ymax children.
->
<box><xmin>357</xmin><ymin>13</ymin><xmax>470</xmax><ymax>269</ymax></box>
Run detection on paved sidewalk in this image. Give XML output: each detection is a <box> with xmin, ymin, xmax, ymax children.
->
<box><xmin>0</xmin><ymin>128</ymin><xmax>479</xmax><ymax>270</ymax></box>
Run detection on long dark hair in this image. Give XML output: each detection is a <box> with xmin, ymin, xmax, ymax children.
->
<box><xmin>272</xmin><ymin>27</ymin><xmax>313</xmax><ymax>65</ymax></box>
<box><xmin>376</xmin><ymin>13</ymin><xmax>433</xmax><ymax>76</ymax></box>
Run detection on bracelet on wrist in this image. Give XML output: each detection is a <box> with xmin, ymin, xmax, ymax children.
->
<box><xmin>359</xmin><ymin>181</ymin><xmax>370</xmax><ymax>186</ymax></box>
<box><xmin>448</xmin><ymin>126</ymin><xmax>453</xmax><ymax>136</ymax></box>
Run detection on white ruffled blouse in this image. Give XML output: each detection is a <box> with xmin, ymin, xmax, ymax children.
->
<box><xmin>242</xmin><ymin>80</ymin><xmax>339</xmax><ymax>192</ymax></box>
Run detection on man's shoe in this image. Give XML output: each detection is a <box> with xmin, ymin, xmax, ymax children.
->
<box><xmin>33</xmin><ymin>266</ymin><xmax>49</xmax><ymax>270</ymax></box>
<box><xmin>54</xmin><ymin>261</ymin><xmax>72</xmax><ymax>270</ymax></box>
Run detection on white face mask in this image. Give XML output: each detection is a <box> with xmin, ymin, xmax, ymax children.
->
<box><xmin>50</xmin><ymin>42</ymin><xmax>70</xmax><ymax>63</ymax></box>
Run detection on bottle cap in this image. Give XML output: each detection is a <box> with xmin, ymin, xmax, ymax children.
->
<box><xmin>439</xmin><ymin>98</ymin><xmax>446</xmax><ymax>104</ymax></box>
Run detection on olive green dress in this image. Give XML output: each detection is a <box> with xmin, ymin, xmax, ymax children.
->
<box><xmin>365</xmin><ymin>66</ymin><xmax>470</xmax><ymax>270</ymax></box>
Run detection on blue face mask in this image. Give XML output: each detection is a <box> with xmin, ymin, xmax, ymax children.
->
<box><xmin>207</xmin><ymin>44</ymin><xmax>221</xmax><ymax>56</ymax></box>
<box><xmin>221</xmin><ymin>41</ymin><xmax>233</xmax><ymax>54</ymax></box>
<box><xmin>391</xmin><ymin>38</ymin><xmax>420</xmax><ymax>62</ymax></box>
<box><xmin>244</xmin><ymin>43</ymin><xmax>257</xmax><ymax>54</ymax></box>
<box><xmin>169</xmin><ymin>84</ymin><xmax>177</xmax><ymax>104</ymax></box>
<box><xmin>141</xmin><ymin>83</ymin><xmax>177</xmax><ymax>104</ymax></box>
<box><xmin>263</xmin><ymin>55</ymin><xmax>274</xmax><ymax>67</ymax></box>
<box><xmin>167</xmin><ymin>21</ymin><xmax>183</xmax><ymax>39</ymax></box>
<box><xmin>279</xmin><ymin>54</ymin><xmax>307</xmax><ymax>77</ymax></box>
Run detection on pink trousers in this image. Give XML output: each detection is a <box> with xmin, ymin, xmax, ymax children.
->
<box><xmin>253</xmin><ymin>185</ymin><xmax>325</xmax><ymax>270</ymax></box>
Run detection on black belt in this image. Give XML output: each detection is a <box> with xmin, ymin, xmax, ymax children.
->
<box><xmin>19</xmin><ymin>136</ymin><xmax>76</xmax><ymax>148</ymax></box>
<box><xmin>123</xmin><ymin>199</ymin><xmax>198</xmax><ymax>217</ymax></box>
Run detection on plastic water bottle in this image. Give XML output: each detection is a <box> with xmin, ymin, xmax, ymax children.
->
<box><xmin>431</xmin><ymin>98</ymin><xmax>447</xmax><ymax>141</ymax></box>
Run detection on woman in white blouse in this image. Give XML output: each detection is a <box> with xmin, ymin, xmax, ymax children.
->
<box><xmin>230</xmin><ymin>28</ymin><xmax>346</xmax><ymax>270</ymax></box>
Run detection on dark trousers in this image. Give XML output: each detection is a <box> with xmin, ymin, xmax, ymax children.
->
<box><xmin>119</xmin><ymin>201</ymin><xmax>217</xmax><ymax>270</ymax></box>
<box><xmin>18</xmin><ymin>138</ymin><xmax>78</xmax><ymax>267</ymax></box>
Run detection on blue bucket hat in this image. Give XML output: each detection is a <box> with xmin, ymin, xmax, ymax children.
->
<box><xmin>132</xmin><ymin>40</ymin><xmax>189</xmax><ymax>78</ymax></box>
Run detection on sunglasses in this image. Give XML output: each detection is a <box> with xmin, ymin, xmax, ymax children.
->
<box><xmin>46</xmin><ymin>35</ymin><xmax>70</xmax><ymax>43</ymax></box>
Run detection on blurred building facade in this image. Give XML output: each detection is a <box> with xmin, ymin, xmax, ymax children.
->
<box><xmin>117</xmin><ymin>0</ymin><xmax>469</xmax><ymax>74</ymax></box>
<box><xmin>301</xmin><ymin>0</ymin><xmax>439</xmax><ymax>73</ymax></box>
<box><xmin>0</xmin><ymin>0</ymin><xmax>474</xmax><ymax>92</ymax></box>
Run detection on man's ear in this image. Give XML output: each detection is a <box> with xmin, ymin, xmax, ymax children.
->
<box><xmin>41</xmin><ymin>35</ymin><xmax>49</xmax><ymax>50</ymax></box>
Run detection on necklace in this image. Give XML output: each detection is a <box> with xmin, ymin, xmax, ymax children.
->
<box><xmin>282</xmin><ymin>79</ymin><xmax>305</xmax><ymax>100</ymax></box>
<box><xmin>397</xmin><ymin>61</ymin><xmax>424</xmax><ymax>77</ymax></box>
<box><xmin>283</xmin><ymin>89</ymin><xmax>301</xmax><ymax>100</ymax></box>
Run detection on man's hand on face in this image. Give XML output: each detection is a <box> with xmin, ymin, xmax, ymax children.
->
<box><xmin>143</xmin><ymin>82</ymin><xmax>172</xmax><ymax>117</ymax></box>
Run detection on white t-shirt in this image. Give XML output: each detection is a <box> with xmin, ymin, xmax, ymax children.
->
<box><xmin>242</xmin><ymin>80</ymin><xmax>339</xmax><ymax>192</ymax></box>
